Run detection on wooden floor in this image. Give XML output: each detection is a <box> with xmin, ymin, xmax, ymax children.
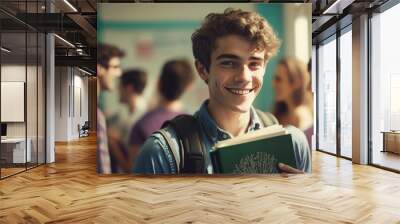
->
<box><xmin>1</xmin><ymin>135</ymin><xmax>400</xmax><ymax>223</ymax></box>
<box><xmin>1</xmin><ymin>163</ymin><xmax>45</xmax><ymax>178</ymax></box>
<box><xmin>1</xmin><ymin>167</ymin><xmax>26</xmax><ymax>178</ymax></box>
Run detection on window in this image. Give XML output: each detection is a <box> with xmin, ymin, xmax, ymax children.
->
<box><xmin>0</xmin><ymin>1</ymin><xmax>47</xmax><ymax>179</ymax></box>
<box><xmin>317</xmin><ymin>35</ymin><xmax>337</xmax><ymax>154</ymax></box>
<box><xmin>339</xmin><ymin>28</ymin><xmax>352</xmax><ymax>158</ymax></box>
<box><xmin>371</xmin><ymin>2</ymin><xmax>400</xmax><ymax>171</ymax></box>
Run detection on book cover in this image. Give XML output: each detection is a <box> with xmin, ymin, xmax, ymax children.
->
<box><xmin>210</xmin><ymin>127</ymin><xmax>297</xmax><ymax>174</ymax></box>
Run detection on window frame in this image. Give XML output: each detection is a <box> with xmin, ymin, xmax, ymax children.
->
<box><xmin>315</xmin><ymin>23</ymin><xmax>353</xmax><ymax>161</ymax></box>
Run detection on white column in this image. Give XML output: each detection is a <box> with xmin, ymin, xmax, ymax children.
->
<box><xmin>352</xmin><ymin>14</ymin><xmax>369</xmax><ymax>164</ymax></box>
<box><xmin>46</xmin><ymin>33</ymin><xmax>55</xmax><ymax>163</ymax></box>
<box><xmin>46</xmin><ymin>1</ymin><xmax>55</xmax><ymax>163</ymax></box>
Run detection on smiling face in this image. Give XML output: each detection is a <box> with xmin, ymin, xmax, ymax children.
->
<box><xmin>196</xmin><ymin>35</ymin><xmax>267</xmax><ymax>113</ymax></box>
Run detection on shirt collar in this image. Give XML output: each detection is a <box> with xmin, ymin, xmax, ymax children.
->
<box><xmin>194</xmin><ymin>100</ymin><xmax>263</xmax><ymax>144</ymax></box>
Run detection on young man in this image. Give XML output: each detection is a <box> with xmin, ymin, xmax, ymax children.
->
<box><xmin>97</xmin><ymin>43</ymin><xmax>124</xmax><ymax>174</ymax></box>
<box><xmin>112</xmin><ymin>69</ymin><xmax>148</xmax><ymax>148</ymax></box>
<box><xmin>133</xmin><ymin>8</ymin><xmax>311</xmax><ymax>174</ymax></box>
<box><xmin>128</xmin><ymin>59</ymin><xmax>195</xmax><ymax>166</ymax></box>
<box><xmin>106</xmin><ymin>69</ymin><xmax>148</xmax><ymax>172</ymax></box>
<box><xmin>119</xmin><ymin>69</ymin><xmax>148</xmax><ymax>118</ymax></box>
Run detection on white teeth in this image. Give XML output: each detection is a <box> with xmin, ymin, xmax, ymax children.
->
<box><xmin>227</xmin><ymin>88</ymin><xmax>252</xmax><ymax>95</ymax></box>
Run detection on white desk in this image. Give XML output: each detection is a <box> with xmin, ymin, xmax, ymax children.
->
<box><xmin>1</xmin><ymin>138</ymin><xmax>32</xmax><ymax>163</ymax></box>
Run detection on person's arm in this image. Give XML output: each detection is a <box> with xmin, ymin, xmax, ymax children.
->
<box><xmin>278</xmin><ymin>163</ymin><xmax>304</xmax><ymax>174</ymax></box>
<box><xmin>279</xmin><ymin>125</ymin><xmax>311</xmax><ymax>173</ymax></box>
<box><xmin>132</xmin><ymin>131</ymin><xmax>178</xmax><ymax>174</ymax></box>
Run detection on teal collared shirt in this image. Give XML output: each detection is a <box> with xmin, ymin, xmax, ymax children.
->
<box><xmin>133</xmin><ymin>101</ymin><xmax>311</xmax><ymax>174</ymax></box>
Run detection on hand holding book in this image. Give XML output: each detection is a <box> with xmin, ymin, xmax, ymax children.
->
<box><xmin>278</xmin><ymin>163</ymin><xmax>304</xmax><ymax>174</ymax></box>
<box><xmin>211</xmin><ymin>125</ymin><xmax>299</xmax><ymax>174</ymax></box>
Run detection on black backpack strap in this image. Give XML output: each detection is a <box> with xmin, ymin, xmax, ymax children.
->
<box><xmin>255</xmin><ymin>109</ymin><xmax>279</xmax><ymax>127</ymax></box>
<box><xmin>161</xmin><ymin>115</ymin><xmax>206</xmax><ymax>174</ymax></box>
<box><xmin>157</xmin><ymin>128</ymin><xmax>181</xmax><ymax>173</ymax></box>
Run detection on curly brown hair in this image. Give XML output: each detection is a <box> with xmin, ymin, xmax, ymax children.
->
<box><xmin>191</xmin><ymin>8</ymin><xmax>280</xmax><ymax>71</ymax></box>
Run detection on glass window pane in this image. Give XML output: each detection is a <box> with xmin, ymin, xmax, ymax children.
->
<box><xmin>1</xmin><ymin>1</ymin><xmax>46</xmax><ymax>179</ymax></box>
<box><xmin>1</xmin><ymin>0</ymin><xmax>28</xmax><ymax>178</ymax></box>
<box><xmin>340</xmin><ymin>29</ymin><xmax>352</xmax><ymax>158</ymax></box>
<box><xmin>371</xmin><ymin>3</ymin><xmax>400</xmax><ymax>171</ymax></box>
<box><xmin>27</xmin><ymin>31</ymin><xmax>38</xmax><ymax>169</ymax></box>
<box><xmin>1</xmin><ymin>31</ymin><xmax>28</xmax><ymax>177</ymax></box>
<box><xmin>317</xmin><ymin>36</ymin><xmax>337</xmax><ymax>154</ymax></box>
<box><xmin>38</xmin><ymin>32</ymin><xmax>45</xmax><ymax>165</ymax></box>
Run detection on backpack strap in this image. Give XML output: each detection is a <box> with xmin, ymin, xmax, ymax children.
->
<box><xmin>255</xmin><ymin>109</ymin><xmax>279</xmax><ymax>127</ymax></box>
<box><xmin>157</xmin><ymin>128</ymin><xmax>181</xmax><ymax>173</ymax></box>
<box><xmin>160</xmin><ymin>114</ymin><xmax>206</xmax><ymax>174</ymax></box>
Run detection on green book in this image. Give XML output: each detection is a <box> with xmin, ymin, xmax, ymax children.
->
<box><xmin>210</xmin><ymin>125</ymin><xmax>297</xmax><ymax>174</ymax></box>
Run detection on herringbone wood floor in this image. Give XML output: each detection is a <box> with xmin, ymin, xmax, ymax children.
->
<box><xmin>1</xmin><ymin>135</ymin><xmax>400</xmax><ymax>223</ymax></box>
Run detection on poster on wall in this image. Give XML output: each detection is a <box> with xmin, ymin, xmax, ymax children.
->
<box><xmin>97</xmin><ymin>3</ymin><xmax>312</xmax><ymax>175</ymax></box>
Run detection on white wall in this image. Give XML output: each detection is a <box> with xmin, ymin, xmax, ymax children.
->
<box><xmin>283</xmin><ymin>4</ymin><xmax>312</xmax><ymax>63</ymax></box>
<box><xmin>72</xmin><ymin>73</ymin><xmax>89</xmax><ymax>138</ymax></box>
<box><xmin>54</xmin><ymin>67</ymin><xmax>89</xmax><ymax>141</ymax></box>
<box><xmin>55</xmin><ymin>66</ymin><xmax>68</xmax><ymax>141</ymax></box>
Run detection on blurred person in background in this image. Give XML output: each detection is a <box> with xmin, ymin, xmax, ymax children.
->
<box><xmin>128</xmin><ymin>59</ymin><xmax>195</xmax><ymax>167</ymax></box>
<box><xmin>97</xmin><ymin>43</ymin><xmax>124</xmax><ymax>174</ymax></box>
<box><xmin>111</xmin><ymin>69</ymin><xmax>148</xmax><ymax>148</ymax></box>
<box><xmin>106</xmin><ymin>69</ymin><xmax>148</xmax><ymax>172</ymax></box>
<box><xmin>272</xmin><ymin>57</ymin><xmax>313</xmax><ymax>147</ymax></box>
